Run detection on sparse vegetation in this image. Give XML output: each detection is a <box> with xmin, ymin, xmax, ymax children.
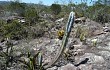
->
<box><xmin>0</xmin><ymin>20</ymin><xmax>27</xmax><ymax>40</ymax></box>
<box><xmin>18</xmin><ymin>51</ymin><xmax>44</xmax><ymax>70</ymax></box>
<box><xmin>0</xmin><ymin>39</ymin><xmax>18</xmax><ymax>70</ymax></box>
<box><xmin>0</xmin><ymin>0</ymin><xmax>110</xmax><ymax>70</ymax></box>
<box><xmin>25</xmin><ymin>5</ymin><xmax>40</xmax><ymax>26</ymax></box>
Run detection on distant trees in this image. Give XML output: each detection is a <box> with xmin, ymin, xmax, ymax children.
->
<box><xmin>0</xmin><ymin>5</ymin><xmax>4</xmax><ymax>15</ymax></box>
<box><xmin>50</xmin><ymin>4</ymin><xmax>61</xmax><ymax>15</ymax></box>
<box><xmin>8</xmin><ymin>1</ymin><xmax>27</xmax><ymax>16</ymax></box>
<box><xmin>95</xmin><ymin>0</ymin><xmax>110</xmax><ymax>5</ymax></box>
<box><xmin>86</xmin><ymin>0</ymin><xmax>110</xmax><ymax>23</ymax></box>
<box><xmin>75</xmin><ymin>3</ymin><xmax>87</xmax><ymax>18</ymax></box>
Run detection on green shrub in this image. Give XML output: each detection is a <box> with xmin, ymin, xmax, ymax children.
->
<box><xmin>95</xmin><ymin>13</ymin><xmax>109</xmax><ymax>23</ymax></box>
<box><xmin>0</xmin><ymin>18</ymin><xmax>52</xmax><ymax>40</ymax></box>
<box><xmin>50</xmin><ymin>4</ymin><xmax>61</xmax><ymax>15</ymax></box>
<box><xmin>56</xmin><ymin>12</ymin><xmax>65</xmax><ymax>19</ymax></box>
<box><xmin>1</xmin><ymin>20</ymin><xmax>27</xmax><ymax>40</ymax></box>
<box><xmin>25</xmin><ymin>6</ymin><xmax>40</xmax><ymax>26</ymax></box>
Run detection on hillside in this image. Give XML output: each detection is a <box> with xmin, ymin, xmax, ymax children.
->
<box><xmin>0</xmin><ymin>1</ymin><xmax>11</xmax><ymax>5</ymax></box>
<box><xmin>0</xmin><ymin>0</ymin><xmax>110</xmax><ymax>70</ymax></box>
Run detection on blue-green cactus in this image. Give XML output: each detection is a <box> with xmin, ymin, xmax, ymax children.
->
<box><xmin>44</xmin><ymin>11</ymin><xmax>75</xmax><ymax>69</ymax></box>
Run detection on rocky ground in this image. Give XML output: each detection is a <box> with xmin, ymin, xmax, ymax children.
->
<box><xmin>0</xmin><ymin>18</ymin><xmax>110</xmax><ymax>70</ymax></box>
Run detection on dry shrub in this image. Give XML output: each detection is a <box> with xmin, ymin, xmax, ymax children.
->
<box><xmin>75</xmin><ymin>25</ymin><xmax>90</xmax><ymax>40</ymax></box>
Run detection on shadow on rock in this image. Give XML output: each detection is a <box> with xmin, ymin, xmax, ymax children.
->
<box><xmin>75</xmin><ymin>58</ymin><xmax>89</xmax><ymax>67</ymax></box>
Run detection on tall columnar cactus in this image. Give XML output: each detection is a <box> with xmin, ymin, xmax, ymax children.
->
<box><xmin>44</xmin><ymin>11</ymin><xmax>75</xmax><ymax>69</ymax></box>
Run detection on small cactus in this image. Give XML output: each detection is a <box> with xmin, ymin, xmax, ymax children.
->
<box><xmin>57</xmin><ymin>30</ymin><xmax>64</xmax><ymax>40</ymax></box>
<box><xmin>80</xmin><ymin>33</ymin><xmax>86</xmax><ymax>42</ymax></box>
<box><xmin>91</xmin><ymin>38</ymin><xmax>98</xmax><ymax>47</ymax></box>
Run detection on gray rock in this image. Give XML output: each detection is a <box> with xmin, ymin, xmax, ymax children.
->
<box><xmin>47</xmin><ymin>66</ymin><xmax>58</xmax><ymax>70</ymax></box>
<box><xmin>98</xmin><ymin>42</ymin><xmax>110</xmax><ymax>50</ymax></box>
<box><xmin>20</xmin><ymin>57</ymin><xmax>29</xmax><ymax>63</ymax></box>
<box><xmin>15</xmin><ymin>51</ymin><xmax>22</xmax><ymax>56</ymax></box>
<box><xmin>58</xmin><ymin>63</ymin><xmax>78</xmax><ymax>70</ymax></box>
<box><xmin>75</xmin><ymin>53</ymin><xmax>105</xmax><ymax>64</ymax></box>
<box><xmin>55</xmin><ymin>18</ymin><xmax>64</xmax><ymax>23</ymax></box>
<box><xmin>98</xmin><ymin>51</ymin><xmax>110</xmax><ymax>57</ymax></box>
<box><xmin>12</xmin><ymin>40</ymin><xmax>19</xmax><ymax>45</ymax></box>
<box><xmin>78</xmin><ymin>64</ymin><xmax>93</xmax><ymax>70</ymax></box>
